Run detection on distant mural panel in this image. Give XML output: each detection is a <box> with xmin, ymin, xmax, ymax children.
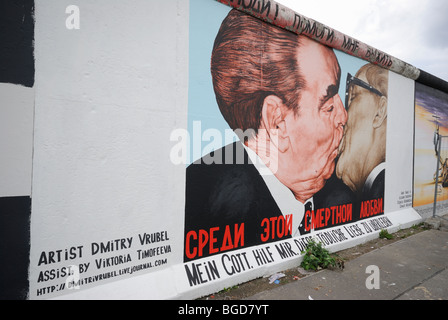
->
<box><xmin>414</xmin><ymin>83</ymin><xmax>448</xmax><ymax>209</ymax></box>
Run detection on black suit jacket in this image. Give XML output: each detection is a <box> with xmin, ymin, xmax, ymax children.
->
<box><xmin>362</xmin><ymin>169</ymin><xmax>385</xmax><ymax>202</ymax></box>
<box><xmin>354</xmin><ymin>168</ymin><xmax>386</xmax><ymax>220</ymax></box>
<box><xmin>184</xmin><ymin>142</ymin><xmax>355</xmax><ymax>262</ymax></box>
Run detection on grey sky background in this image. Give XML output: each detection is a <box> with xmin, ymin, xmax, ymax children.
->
<box><xmin>277</xmin><ymin>0</ymin><xmax>448</xmax><ymax>82</ymax></box>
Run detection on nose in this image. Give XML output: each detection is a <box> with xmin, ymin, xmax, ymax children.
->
<box><xmin>334</xmin><ymin>94</ymin><xmax>347</xmax><ymax>128</ymax></box>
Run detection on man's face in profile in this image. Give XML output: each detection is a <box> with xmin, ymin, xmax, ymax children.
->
<box><xmin>336</xmin><ymin>69</ymin><xmax>384</xmax><ymax>193</ymax></box>
<box><xmin>280</xmin><ymin>38</ymin><xmax>347</xmax><ymax>199</ymax></box>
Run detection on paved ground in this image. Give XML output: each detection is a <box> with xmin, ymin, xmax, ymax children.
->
<box><xmin>246</xmin><ymin>228</ymin><xmax>448</xmax><ymax>300</ymax></box>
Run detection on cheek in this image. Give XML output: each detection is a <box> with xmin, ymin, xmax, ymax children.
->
<box><xmin>289</xmin><ymin>115</ymin><xmax>334</xmax><ymax>156</ymax></box>
<box><xmin>345</xmin><ymin>111</ymin><xmax>365</xmax><ymax>138</ymax></box>
<box><xmin>297</xmin><ymin>124</ymin><xmax>327</xmax><ymax>152</ymax></box>
<box><xmin>314</xmin><ymin>119</ymin><xmax>337</xmax><ymax>148</ymax></box>
<box><xmin>343</xmin><ymin>120</ymin><xmax>368</xmax><ymax>157</ymax></box>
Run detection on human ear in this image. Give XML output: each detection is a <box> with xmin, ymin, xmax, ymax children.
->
<box><xmin>261</xmin><ymin>95</ymin><xmax>289</xmax><ymax>153</ymax></box>
<box><xmin>373</xmin><ymin>96</ymin><xmax>387</xmax><ymax>129</ymax></box>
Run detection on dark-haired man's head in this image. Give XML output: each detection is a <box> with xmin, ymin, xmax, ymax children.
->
<box><xmin>211</xmin><ymin>9</ymin><xmax>347</xmax><ymax>202</ymax></box>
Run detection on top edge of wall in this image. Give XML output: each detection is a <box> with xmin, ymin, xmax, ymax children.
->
<box><xmin>215</xmin><ymin>0</ymin><xmax>448</xmax><ymax>94</ymax></box>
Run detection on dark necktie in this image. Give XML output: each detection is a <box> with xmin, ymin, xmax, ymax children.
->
<box><xmin>298</xmin><ymin>201</ymin><xmax>313</xmax><ymax>235</ymax></box>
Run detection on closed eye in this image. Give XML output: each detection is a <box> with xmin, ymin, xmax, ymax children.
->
<box><xmin>319</xmin><ymin>84</ymin><xmax>339</xmax><ymax>110</ymax></box>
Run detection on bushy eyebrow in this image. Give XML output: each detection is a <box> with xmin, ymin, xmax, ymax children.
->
<box><xmin>319</xmin><ymin>84</ymin><xmax>339</xmax><ymax>109</ymax></box>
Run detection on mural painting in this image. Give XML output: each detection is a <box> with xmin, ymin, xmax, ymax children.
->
<box><xmin>183</xmin><ymin>3</ymin><xmax>390</xmax><ymax>276</ymax></box>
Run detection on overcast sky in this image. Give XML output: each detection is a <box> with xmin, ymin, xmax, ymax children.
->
<box><xmin>276</xmin><ymin>0</ymin><xmax>448</xmax><ymax>82</ymax></box>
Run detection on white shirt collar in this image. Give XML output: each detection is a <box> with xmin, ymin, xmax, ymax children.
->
<box><xmin>243</xmin><ymin>144</ymin><xmax>313</xmax><ymax>236</ymax></box>
<box><xmin>363</xmin><ymin>162</ymin><xmax>386</xmax><ymax>194</ymax></box>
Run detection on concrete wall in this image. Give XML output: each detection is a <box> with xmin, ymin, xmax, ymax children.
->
<box><xmin>29</xmin><ymin>0</ymin><xmax>189</xmax><ymax>299</ymax></box>
<box><xmin>2</xmin><ymin>0</ymin><xmax>448</xmax><ymax>300</ymax></box>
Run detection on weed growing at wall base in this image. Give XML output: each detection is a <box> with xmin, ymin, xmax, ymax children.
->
<box><xmin>379</xmin><ymin>229</ymin><xmax>393</xmax><ymax>240</ymax></box>
<box><xmin>300</xmin><ymin>239</ymin><xmax>337</xmax><ymax>271</ymax></box>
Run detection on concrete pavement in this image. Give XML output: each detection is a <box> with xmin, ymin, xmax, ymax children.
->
<box><xmin>247</xmin><ymin>229</ymin><xmax>448</xmax><ymax>300</ymax></box>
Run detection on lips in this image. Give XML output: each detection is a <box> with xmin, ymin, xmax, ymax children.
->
<box><xmin>337</xmin><ymin>124</ymin><xmax>347</xmax><ymax>156</ymax></box>
<box><xmin>335</xmin><ymin>130</ymin><xmax>346</xmax><ymax>179</ymax></box>
<box><xmin>338</xmin><ymin>134</ymin><xmax>346</xmax><ymax>156</ymax></box>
